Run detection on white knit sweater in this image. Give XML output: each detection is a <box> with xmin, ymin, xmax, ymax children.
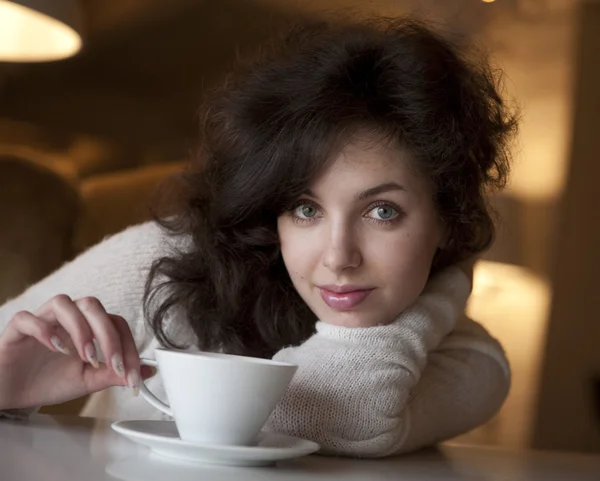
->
<box><xmin>0</xmin><ymin>222</ymin><xmax>510</xmax><ymax>457</ymax></box>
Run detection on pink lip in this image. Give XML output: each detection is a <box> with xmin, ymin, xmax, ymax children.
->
<box><xmin>318</xmin><ymin>285</ymin><xmax>374</xmax><ymax>310</ymax></box>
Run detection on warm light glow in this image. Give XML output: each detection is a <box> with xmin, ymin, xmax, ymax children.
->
<box><xmin>468</xmin><ymin>261</ymin><xmax>551</xmax><ymax>340</ymax></box>
<box><xmin>0</xmin><ymin>1</ymin><xmax>82</xmax><ymax>61</ymax></box>
<box><xmin>508</xmin><ymin>96</ymin><xmax>570</xmax><ymax>200</ymax></box>
<box><xmin>482</xmin><ymin>0</ymin><xmax>496</xmax><ymax>3</ymax></box>
<box><xmin>466</xmin><ymin>260</ymin><xmax>551</xmax><ymax>447</ymax></box>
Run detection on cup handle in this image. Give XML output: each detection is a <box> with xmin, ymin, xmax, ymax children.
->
<box><xmin>139</xmin><ymin>358</ymin><xmax>173</xmax><ymax>417</ymax></box>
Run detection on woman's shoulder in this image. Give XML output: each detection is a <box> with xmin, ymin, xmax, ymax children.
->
<box><xmin>61</xmin><ymin>220</ymin><xmax>192</xmax><ymax>305</ymax></box>
<box><xmin>89</xmin><ymin>220</ymin><xmax>190</xmax><ymax>258</ymax></box>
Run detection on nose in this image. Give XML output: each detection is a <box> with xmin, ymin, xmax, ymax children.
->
<box><xmin>322</xmin><ymin>222</ymin><xmax>362</xmax><ymax>273</ymax></box>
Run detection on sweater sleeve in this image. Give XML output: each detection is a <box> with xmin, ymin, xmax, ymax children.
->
<box><xmin>396</xmin><ymin>323</ymin><xmax>510</xmax><ymax>454</ymax></box>
<box><xmin>265</xmin><ymin>265</ymin><xmax>486</xmax><ymax>457</ymax></box>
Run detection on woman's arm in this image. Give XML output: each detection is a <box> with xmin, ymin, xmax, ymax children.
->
<box><xmin>265</xmin><ymin>266</ymin><xmax>499</xmax><ymax>457</ymax></box>
<box><xmin>0</xmin><ymin>222</ymin><xmax>180</xmax><ymax>417</ymax></box>
<box><xmin>396</xmin><ymin>326</ymin><xmax>509</xmax><ymax>454</ymax></box>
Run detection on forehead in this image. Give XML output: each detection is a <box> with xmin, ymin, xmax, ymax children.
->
<box><xmin>310</xmin><ymin>136</ymin><xmax>426</xmax><ymax>194</ymax></box>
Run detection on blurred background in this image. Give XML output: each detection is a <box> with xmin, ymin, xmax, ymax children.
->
<box><xmin>0</xmin><ymin>0</ymin><xmax>598</xmax><ymax>454</ymax></box>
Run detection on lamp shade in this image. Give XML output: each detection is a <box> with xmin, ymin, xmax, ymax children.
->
<box><xmin>0</xmin><ymin>0</ymin><xmax>83</xmax><ymax>62</ymax></box>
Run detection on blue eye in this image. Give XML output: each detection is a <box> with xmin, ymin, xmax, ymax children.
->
<box><xmin>368</xmin><ymin>205</ymin><xmax>399</xmax><ymax>221</ymax></box>
<box><xmin>293</xmin><ymin>203</ymin><xmax>319</xmax><ymax>220</ymax></box>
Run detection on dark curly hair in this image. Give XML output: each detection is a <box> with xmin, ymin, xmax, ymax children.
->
<box><xmin>144</xmin><ymin>17</ymin><xmax>518</xmax><ymax>358</ymax></box>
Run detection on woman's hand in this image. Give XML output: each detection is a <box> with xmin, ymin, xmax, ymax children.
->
<box><xmin>0</xmin><ymin>295</ymin><xmax>151</xmax><ymax>411</ymax></box>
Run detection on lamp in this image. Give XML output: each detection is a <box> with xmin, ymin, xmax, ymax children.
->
<box><xmin>0</xmin><ymin>0</ymin><xmax>83</xmax><ymax>62</ymax></box>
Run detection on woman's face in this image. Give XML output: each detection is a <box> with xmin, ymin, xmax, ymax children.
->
<box><xmin>277</xmin><ymin>138</ymin><xmax>443</xmax><ymax>327</ymax></box>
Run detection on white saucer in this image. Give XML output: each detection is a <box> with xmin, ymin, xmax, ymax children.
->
<box><xmin>111</xmin><ymin>420</ymin><xmax>320</xmax><ymax>467</ymax></box>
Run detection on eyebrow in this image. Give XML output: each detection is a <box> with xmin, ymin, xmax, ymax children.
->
<box><xmin>355</xmin><ymin>182</ymin><xmax>407</xmax><ymax>200</ymax></box>
<box><xmin>302</xmin><ymin>182</ymin><xmax>407</xmax><ymax>201</ymax></box>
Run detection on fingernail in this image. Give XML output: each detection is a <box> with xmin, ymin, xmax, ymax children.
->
<box><xmin>111</xmin><ymin>353</ymin><xmax>125</xmax><ymax>378</ymax></box>
<box><xmin>127</xmin><ymin>369</ymin><xmax>140</xmax><ymax>397</ymax></box>
<box><xmin>84</xmin><ymin>343</ymin><xmax>100</xmax><ymax>369</ymax></box>
<box><xmin>50</xmin><ymin>336</ymin><xmax>71</xmax><ymax>355</ymax></box>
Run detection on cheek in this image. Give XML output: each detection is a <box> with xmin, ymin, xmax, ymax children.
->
<box><xmin>373</xmin><ymin>226</ymin><xmax>439</xmax><ymax>293</ymax></box>
<box><xmin>278</xmin><ymin>222</ymin><xmax>316</xmax><ymax>281</ymax></box>
<box><xmin>376</xmin><ymin>240</ymin><xmax>430</xmax><ymax>281</ymax></box>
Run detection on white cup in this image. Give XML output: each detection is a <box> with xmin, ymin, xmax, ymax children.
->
<box><xmin>139</xmin><ymin>349</ymin><xmax>297</xmax><ymax>446</ymax></box>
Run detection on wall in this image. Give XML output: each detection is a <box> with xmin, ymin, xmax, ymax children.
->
<box><xmin>532</xmin><ymin>0</ymin><xmax>600</xmax><ymax>453</ymax></box>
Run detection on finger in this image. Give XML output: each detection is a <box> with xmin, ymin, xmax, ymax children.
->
<box><xmin>35</xmin><ymin>295</ymin><xmax>96</xmax><ymax>364</ymax></box>
<box><xmin>52</xmin><ymin>325</ymin><xmax>77</xmax><ymax>355</ymax></box>
<box><xmin>74</xmin><ymin>297</ymin><xmax>126</xmax><ymax>379</ymax></box>
<box><xmin>141</xmin><ymin>365</ymin><xmax>156</xmax><ymax>380</ymax></box>
<box><xmin>109</xmin><ymin>314</ymin><xmax>141</xmax><ymax>395</ymax></box>
<box><xmin>81</xmin><ymin>360</ymin><xmax>129</xmax><ymax>393</ymax></box>
<box><xmin>82</xmin><ymin>361</ymin><xmax>152</xmax><ymax>392</ymax></box>
<box><xmin>2</xmin><ymin>311</ymin><xmax>68</xmax><ymax>354</ymax></box>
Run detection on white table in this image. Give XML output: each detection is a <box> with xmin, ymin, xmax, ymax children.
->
<box><xmin>1</xmin><ymin>415</ymin><xmax>599</xmax><ymax>481</ymax></box>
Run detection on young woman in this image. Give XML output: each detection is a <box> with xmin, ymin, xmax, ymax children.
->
<box><xmin>0</xmin><ymin>18</ymin><xmax>516</xmax><ymax>457</ymax></box>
